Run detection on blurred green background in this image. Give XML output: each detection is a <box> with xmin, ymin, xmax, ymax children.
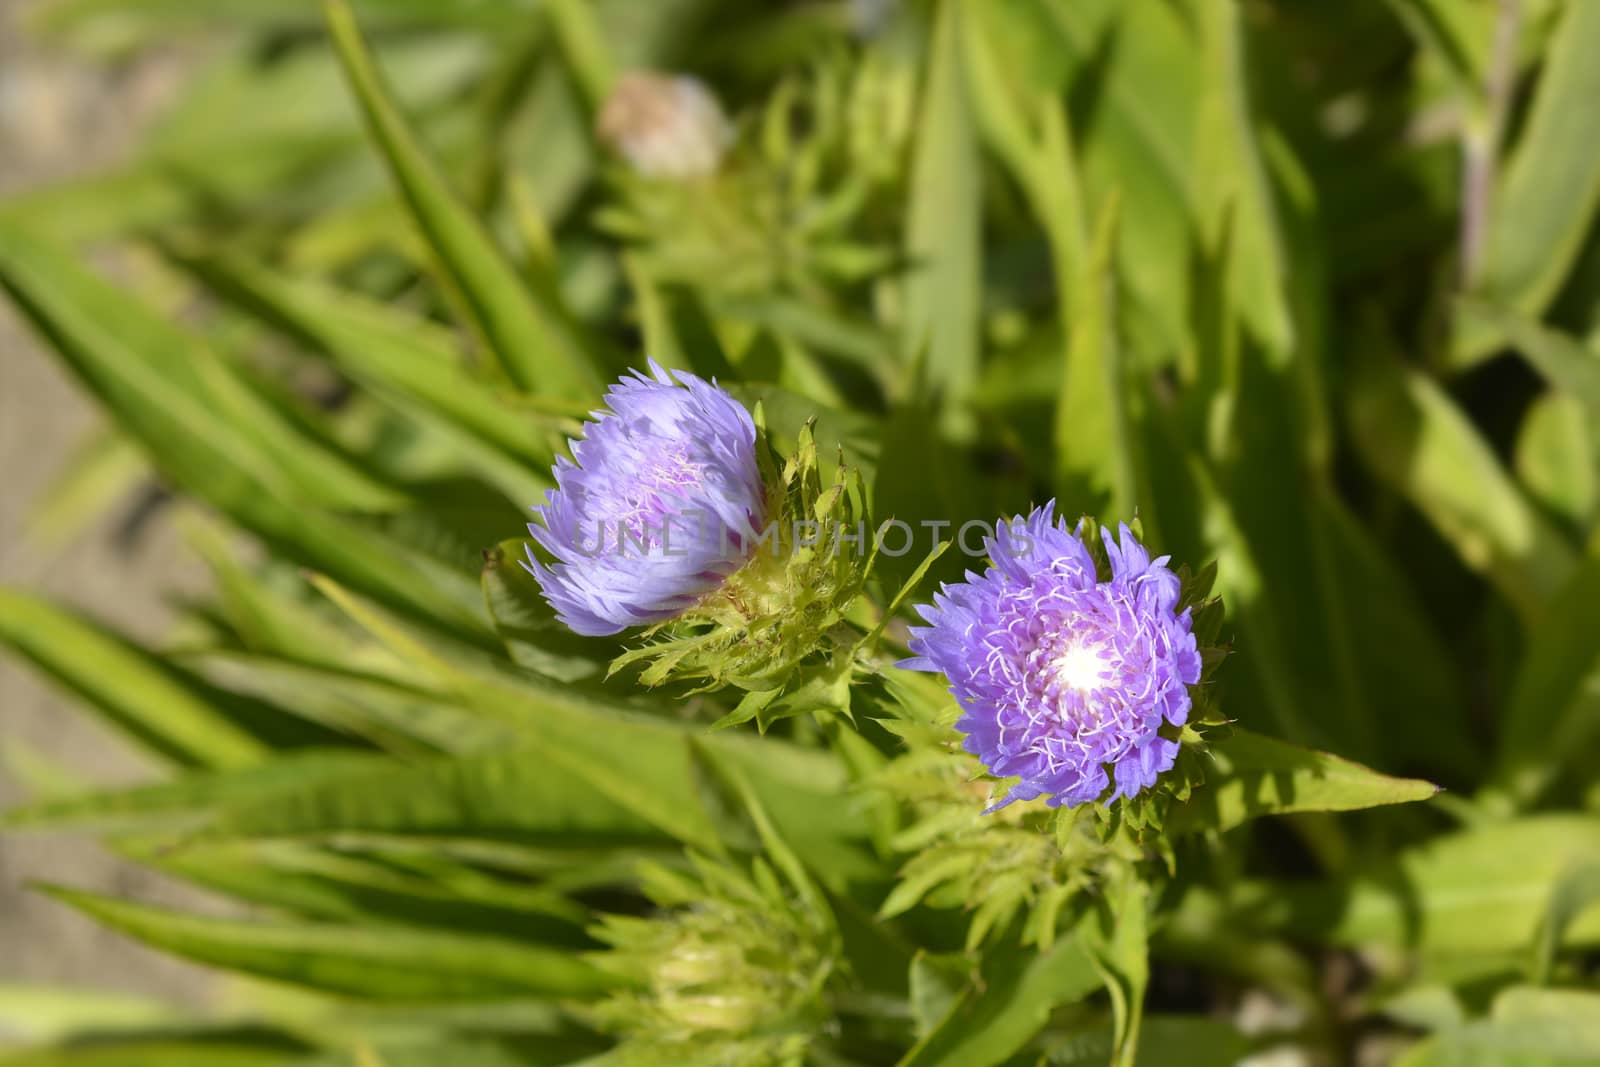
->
<box><xmin>2</xmin><ymin>0</ymin><xmax>1599</xmax><ymax>1064</ymax></box>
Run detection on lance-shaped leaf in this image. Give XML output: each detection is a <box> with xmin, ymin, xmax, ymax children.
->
<box><xmin>1169</xmin><ymin>728</ymin><xmax>1438</xmax><ymax>836</ymax></box>
<box><xmin>1193</xmin><ymin>0</ymin><xmax>1293</xmax><ymax>359</ymax></box>
<box><xmin>1492</xmin><ymin>556</ymin><xmax>1600</xmax><ymax>805</ymax></box>
<box><xmin>1348</xmin><ymin>332</ymin><xmax>1576</xmax><ymax>622</ymax></box>
<box><xmin>1516</xmin><ymin>392</ymin><xmax>1597</xmax><ymax>529</ymax></box>
<box><xmin>181</xmin><ymin>257</ymin><xmax>560</xmax><ymax>506</ymax></box>
<box><xmin>0</xmin><ymin>1037</ymin><xmax>306</xmax><ymax>1067</ymax></box>
<box><xmin>116</xmin><ymin>838</ymin><xmax>589</xmax><ymax>945</ymax></box>
<box><xmin>902</xmin><ymin>0</ymin><xmax>982</xmax><ymax>424</ymax></box>
<box><xmin>0</xmin><ymin>985</ymin><xmax>181</xmax><ymax>1046</ymax></box>
<box><xmin>324</xmin><ymin>0</ymin><xmax>602</xmax><ymax>398</ymax></box>
<box><xmin>0</xmin><ymin>590</ymin><xmax>268</xmax><ymax>770</ymax></box>
<box><xmin>0</xmin><ymin>219</ymin><xmax>495</xmax><ymax>641</ymax></box>
<box><xmin>1040</xmin><ymin>0</ymin><xmax>1201</xmax><ymax>352</ymax></box>
<box><xmin>1477</xmin><ymin>0</ymin><xmax>1600</xmax><ymax>319</ymax></box>
<box><xmin>1055</xmin><ymin>195</ymin><xmax>1138</xmax><ymax>522</ymax></box>
<box><xmin>197</xmin><ymin>742</ymin><xmax>670</xmax><ymax>849</ymax></box>
<box><xmin>897</xmin><ymin>928</ymin><xmax>1102</xmax><ymax>1067</ymax></box>
<box><xmin>39</xmin><ymin>887</ymin><xmax>616</xmax><ymax>1002</ymax></box>
<box><xmin>2</xmin><ymin>750</ymin><xmax>387</xmax><ymax>835</ymax></box>
<box><xmin>0</xmin><ymin>220</ymin><xmax>399</xmax><ymax>514</ymax></box>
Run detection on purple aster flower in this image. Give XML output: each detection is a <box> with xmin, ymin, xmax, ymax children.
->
<box><xmin>900</xmin><ymin>503</ymin><xmax>1202</xmax><ymax>809</ymax></box>
<box><xmin>522</xmin><ymin>361</ymin><xmax>765</xmax><ymax>636</ymax></box>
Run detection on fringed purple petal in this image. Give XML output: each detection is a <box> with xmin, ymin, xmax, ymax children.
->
<box><xmin>902</xmin><ymin>505</ymin><xmax>1200</xmax><ymax>809</ymax></box>
<box><xmin>525</xmin><ymin>364</ymin><xmax>765</xmax><ymax>636</ymax></box>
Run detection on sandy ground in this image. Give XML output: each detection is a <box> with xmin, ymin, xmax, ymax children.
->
<box><xmin>0</xmin><ymin>0</ymin><xmax>216</xmax><ymax>1012</ymax></box>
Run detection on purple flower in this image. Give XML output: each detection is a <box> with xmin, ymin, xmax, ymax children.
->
<box><xmin>523</xmin><ymin>361</ymin><xmax>765</xmax><ymax>636</ymax></box>
<box><xmin>900</xmin><ymin>504</ymin><xmax>1202</xmax><ymax>809</ymax></box>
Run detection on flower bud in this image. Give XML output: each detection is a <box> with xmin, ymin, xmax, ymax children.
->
<box><xmin>598</xmin><ymin>72</ymin><xmax>731</xmax><ymax>179</ymax></box>
<box><xmin>588</xmin><ymin>856</ymin><xmax>836</xmax><ymax>1067</ymax></box>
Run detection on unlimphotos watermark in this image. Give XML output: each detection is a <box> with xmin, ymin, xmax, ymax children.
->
<box><xmin>561</xmin><ymin>512</ymin><xmax>1036</xmax><ymax>560</ymax></box>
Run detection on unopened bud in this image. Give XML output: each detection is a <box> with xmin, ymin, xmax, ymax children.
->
<box><xmin>598</xmin><ymin>72</ymin><xmax>731</xmax><ymax>179</ymax></box>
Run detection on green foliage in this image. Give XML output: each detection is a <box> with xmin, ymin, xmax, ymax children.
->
<box><xmin>1</xmin><ymin>0</ymin><xmax>1598</xmax><ymax>1064</ymax></box>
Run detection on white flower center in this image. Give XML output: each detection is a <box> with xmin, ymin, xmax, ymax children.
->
<box><xmin>1052</xmin><ymin>640</ymin><xmax>1109</xmax><ymax>694</ymax></box>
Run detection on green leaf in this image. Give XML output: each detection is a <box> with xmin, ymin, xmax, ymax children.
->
<box><xmin>2</xmin><ymin>750</ymin><xmax>386</xmax><ymax>835</ymax></box>
<box><xmin>190</xmin><ymin>650</ymin><xmax>505</xmax><ymax>756</ymax></box>
<box><xmin>199</xmin><ymin>741</ymin><xmax>668</xmax><ymax>848</ymax></box>
<box><xmin>310</xmin><ymin>1037</ymin><xmax>597</xmax><ymax>1067</ymax></box>
<box><xmin>1173</xmin><ymin>452</ymin><xmax>1341</xmax><ymax>752</ymax></box>
<box><xmin>1529</xmin><ymin>860</ymin><xmax>1600</xmax><ymax>985</ymax></box>
<box><xmin>1461</xmin><ymin>303</ymin><xmax>1600</xmax><ymax>430</ymax></box>
<box><xmin>1383</xmin><ymin>0</ymin><xmax>1493</xmax><ymax>94</ymax></box>
<box><xmin>0</xmin><ymin>590</ymin><xmax>267</xmax><ymax>770</ymax></box>
<box><xmin>0</xmin><ymin>133</ymin><xmax>347</xmax><ymax>246</ymax></box>
<box><xmin>1478</xmin><ymin>0</ymin><xmax>1600</xmax><ymax>318</ymax></box>
<box><xmin>1042</xmin><ymin>0</ymin><xmax>1200</xmax><ymax>353</ymax></box>
<box><xmin>32</xmin><ymin>0</ymin><xmax>528</xmax><ymax>44</ymax></box>
<box><xmin>1170</xmin><ymin>728</ymin><xmax>1439</xmax><ymax>836</ymax></box>
<box><xmin>710</xmin><ymin>295</ymin><xmax>896</xmax><ymax>378</ymax></box>
<box><xmin>1055</xmin><ymin>192</ymin><xmax>1137</xmax><ymax>520</ymax></box>
<box><xmin>902</xmin><ymin>0</ymin><xmax>982</xmax><ymax>423</ymax></box>
<box><xmin>963</xmin><ymin>14</ymin><xmax>1107</xmax><ymax>516</ymax></box>
<box><xmin>296</xmin><ymin>576</ymin><xmax>736</xmax><ymax>853</ymax></box>
<box><xmin>689</xmin><ymin>740</ymin><xmax>833</xmax><ymax>930</ymax></box>
<box><xmin>118</xmin><ymin>838</ymin><xmax>588</xmax><ymax>942</ymax></box>
<box><xmin>0</xmin><ymin>220</ymin><xmax>399</xmax><ymax>514</ymax></box>
<box><xmin>179</xmin><ymin>516</ymin><xmax>363</xmax><ymax>669</ymax></box>
<box><xmin>1347</xmin><ymin>335</ymin><xmax>1576</xmax><ymax>622</ymax></box>
<box><xmin>0</xmin><ymin>217</ymin><xmax>495</xmax><ymax>642</ymax></box>
<box><xmin>1041</xmin><ymin>1015</ymin><xmax>1252</xmax><ymax>1067</ymax></box>
<box><xmin>1193</xmin><ymin>0</ymin><xmax>1293</xmax><ymax>358</ymax></box>
<box><xmin>709</xmin><ymin>734</ymin><xmax>880</xmax><ymax>890</ymax></box>
<box><xmin>0</xmin><ymin>1039</ymin><xmax>304</xmax><ymax>1067</ymax></box>
<box><xmin>466</xmin><ymin>702</ymin><xmax>728</xmax><ymax>855</ymax></box>
<box><xmin>1395</xmin><ymin>987</ymin><xmax>1600</xmax><ymax>1067</ymax></box>
<box><xmin>40</xmin><ymin>886</ymin><xmax>616</xmax><ymax>1002</ymax></box>
<box><xmin>897</xmin><ymin>930</ymin><xmax>1102</xmax><ymax>1067</ymax></box>
<box><xmin>23</xmin><ymin>426</ymin><xmax>145</xmax><ymax>547</ymax></box>
<box><xmin>323</xmin><ymin>0</ymin><xmax>602</xmax><ymax>398</ymax></box>
<box><xmin>184</xmin><ymin>258</ymin><xmax>558</xmax><ymax>506</ymax></box>
<box><xmin>1316</xmin><ymin>496</ymin><xmax>1480</xmax><ymax>781</ymax></box>
<box><xmin>543</xmin><ymin>0</ymin><xmax>616</xmax><ymax>108</ymax></box>
<box><xmin>1516</xmin><ymin>392</ymin><xmax>1597</xmax><ymax>529</ymax></box>
<box><xmin>1085</xmin><ymin>874</ymin><xmax>1149</xmax><ymax>1067</ymax></box>
<box><xmin>907</xmin><ymin>954</ymin><xmax>967</xmax><ymax>1041</ymax></box>
<box><xmin>480</xmin><ymin>540</ymin><xmax>610</xmax><ymax>683</ymax></box>
<box><xmin>1491</xmin><ymin>556</ymin><xmax>1600</xmax><ymax>803</ymax></box>
<box><xmin>0</xmin><ymin>985</ymin><xmax>180</xmax><ymax>1045</ymax></box>
<box><xmin>1259</xmin><ymin>816</ymin><xmax>1600</xmax><ymax>955</ymax></box>
<box><xmin>148</xmin><ymin>33</ymin><xmax>482</xmax><ymax>151</ymax></box>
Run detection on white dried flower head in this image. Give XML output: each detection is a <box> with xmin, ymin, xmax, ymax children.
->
<box><xmin>597</xmin><ymin>72</ymin><xmax>731</xmax><ymax>179</ymax></box>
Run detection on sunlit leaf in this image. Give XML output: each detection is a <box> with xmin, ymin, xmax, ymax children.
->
<box><xmin>1170</xmin><ymin>728</ymin><xmax>1439</xmax><ymax>835</ymax></box>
